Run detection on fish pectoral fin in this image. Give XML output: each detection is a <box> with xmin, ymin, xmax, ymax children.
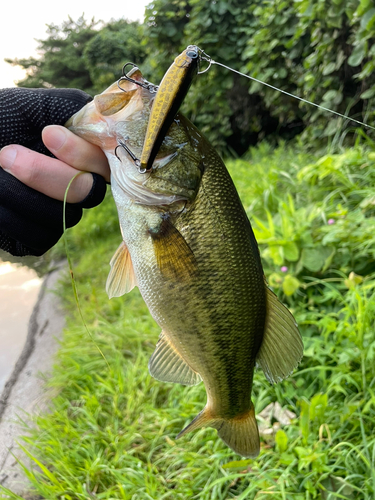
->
<box><xmin>94</xmin><ymin>89</ymin><xmax>137</xmax><ymax>116</ymax></box>
<box><xmin>106</xmin><ymin>241</ymin><xmax>137</xmax><ymax>299</ymax></box>
<box><xmin>149</xmin><ymin>216</ymin><xmax>198</xmax><ymax>281</ymax></box>
<box><xmin>256</xmin><ymin>285</ymin><xmax>303</xmax><ymax>384</ymax></box>
<box><xmin>148</xmin><ymin>331</ymin><xmax>201</xmax><ymax>386</ymax></box>
<box><xmin>177</xmin><ymin>403</ymin><xmax>260</xmax><ymax>458</ymax></box>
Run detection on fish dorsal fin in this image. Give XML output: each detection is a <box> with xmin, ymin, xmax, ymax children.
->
<box><xmin>149</xmin><ymin>216</ymin><xmax>198</xmax><ymax>281</ymax></box>
<box><xmin>256</xmin><ymin>285</ymin><xmax>303</xmax><ymax>384</ymax></box>
<box><xmin>94</xmin><ymin>89</ymin><xmax>137</xmax><ymax>116</ymax></box>
<box><xmin>148</xmin><ymin>331</ymin><xmax>201</xmax><ymax>386</ymax></box>
<box><xmin>106</xmin><ymin>241</ymin><xmax>137</xmax><ymax>299</ymax></box>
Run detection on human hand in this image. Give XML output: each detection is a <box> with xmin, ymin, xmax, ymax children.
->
<box><xmin>0</xmin><ymin>125</ymin><xmax>110</xmax><ymax>203</ymax></box>
<box><xmin>0</xmin><ymin>88</ymin><xmax>109</xmax><ymax>257</ymax></box>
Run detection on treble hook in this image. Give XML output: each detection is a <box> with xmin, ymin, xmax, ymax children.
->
<box><xmin>117</xmin><ymin>62</ymin><xmax>159</xmax><ymax>94</ymax></box>
<box><xmin>115</xmin><ymin>140</ymin><xmax>148</xmax><ymax>174</ymax></box>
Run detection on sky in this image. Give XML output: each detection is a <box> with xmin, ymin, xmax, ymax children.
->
<box><xmin>0</xmin><ymin>0</ymin><xmax>151</xmax><ymax>88</ymax></box>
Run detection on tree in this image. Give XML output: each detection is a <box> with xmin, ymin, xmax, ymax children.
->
<box><xmin>7</xmin><ymin>16</ymin><xmax>99</xmax><ymax>93</ymax></box>
<box><xmin>83</xmin><ymin>19</ymin><xmax>148</xmax><ymax>92</ymax></box>
<box><xmin>143</xmin><ymin>0</ymin><xmax>375</xmax><ymax>152</ymax></box>
<box><xmin>7</xmin><ymin>2</ymin><xmax>375</xmax><ymax>152</ymax></box>
<box><xmin>6</xmin><ymin>16</ymin><xmax>147</xmax><ymax>96</ymax></box>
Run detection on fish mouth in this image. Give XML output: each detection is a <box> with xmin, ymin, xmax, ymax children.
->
<box><xmin>111</xmin><ymin>147</ymin><xmax>191</xmax><ymax>207</ymax></box>
<box><xmin>65</xmin><ymin>67</ymin><xmax>153</xmax><ymax>149</ymax></box>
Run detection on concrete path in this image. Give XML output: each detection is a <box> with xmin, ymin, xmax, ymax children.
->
<box><xmin>0</xmin><ymin>264</ymin><xmax>66</xmax><ymax>497</ymax></box>
<box><xmin>0</xmin><ymin>264</ymin><xmax>43</xmax><ymax>393</ymax></box>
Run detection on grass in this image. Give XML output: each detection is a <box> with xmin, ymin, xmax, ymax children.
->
<box><xmin>2</xmin><ymin>141</ymin><xmax>375</xmax><ymax>499</ymax></box>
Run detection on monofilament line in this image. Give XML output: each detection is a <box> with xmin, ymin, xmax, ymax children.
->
<box><xmin>63</xmin><ymin>173</ymin><xmax>110</xmax><ymax>369</ymax></box>
<box><xmin>209</xmin><ymin>60</ymin><xmax>375</xmax><ymax>132</ymax></box>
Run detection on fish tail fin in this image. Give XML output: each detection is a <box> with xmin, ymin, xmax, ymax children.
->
<box><xmin>176</xmin><ymin>403</ymin><xmax>260</xmax><ymax>458</ymax></box>
<box><xmin>214</xmin><ymin>404</ymin><xmax>260</xmax><ymax>458</ymax></box>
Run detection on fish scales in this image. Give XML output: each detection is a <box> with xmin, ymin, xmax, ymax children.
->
<box><xmin>66</xmin><ymin>63</ymin><xmax>303</xmax><ymax>458</ymax></box>
<box><xmin>141</xmin><ymin>145</ymin><xmax>266</xmax><ymax>418</ymax></box>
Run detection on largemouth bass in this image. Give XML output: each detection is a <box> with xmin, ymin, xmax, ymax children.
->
<box><xmin>66</xmin><ymin>66</ymin><xmax>303</xmax><ymax>458</ymax></box>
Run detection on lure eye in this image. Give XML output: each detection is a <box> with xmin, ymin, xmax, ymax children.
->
<box><xmin>186</xmin><ymin>45</ymin><xmax>199</xmax><ymax>59</ymax></box>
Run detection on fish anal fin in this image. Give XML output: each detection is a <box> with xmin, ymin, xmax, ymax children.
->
<box><xmin>106</xmin><ymin>241</ymin><xmax>137</xmax><ymax>299</ymax></box>
<box><xmin>256</xmin><ymin>285</ymin><xmax>303</xmax><ymax>384</ymax></box>
<box><xmin>177</xmin><ymin>403</ymin><xmax>260</xmax><ymax>458</ymax></box>
<box><xmin>148</xmin><ymin>331</ymin><xmax>201</xmax><ymax>386</ymax></box>
<box><xmin>149</xmin><ymin>216</ymin><xmax>198</xmax><ymax>281</ymax></box>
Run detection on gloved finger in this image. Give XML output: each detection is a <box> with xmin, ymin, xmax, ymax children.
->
<box><xmin>0</xmin><ymin>88</ymin><xmax>93</xmax><ymax>151</ymax></box>
<box><xmin>42</xmin><ymin>125</ymin><xmax>110</xmax><ymax>182</ymax></box>
<box><xmin>0</xmin><ymin>167</ymin><xmax>83</xmax><ymax>256</ymax></box>
<box><xmin>0</xmin><ymin>145</ymin><xmax>95</xmax><ymax>203</ymax></box>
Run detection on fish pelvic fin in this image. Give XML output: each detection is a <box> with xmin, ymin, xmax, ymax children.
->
<box><xmin>148</xmin><ymin>331</ymin><xmax>201</xmax><ymax>386</ymax></box>
<box><xmin>106</xmin><ymin>241</ymin><xmax>137</xmax><ymax>299</ymax></box>
<box><xmin>177</xmin><ymin>403</ymin><xmax>260</xmax><ymax>458</ymax></box>
<box><xmin>256</xmin><ymin>285</ymin><xmax>303</xmax><ymax>384</ymax></box>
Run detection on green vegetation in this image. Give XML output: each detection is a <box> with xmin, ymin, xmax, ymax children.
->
<box><xmin>6</xmin><ymin>0</ymin><xmax>375</xmax><ymax>152</ymax></box>
<box><xmin>6</xmin><ymin>17</ymin><xmax>147</xmax><ymax>95</ymax></box>
<box><xmin>2</xmin><ymin>141</ymin><xmax>375</xmax><ymax>499</ymax></box>
<box><xmin>2</xmin><ymin>2</ymin><xmax>375</xmax><ymax>497</ymax></box>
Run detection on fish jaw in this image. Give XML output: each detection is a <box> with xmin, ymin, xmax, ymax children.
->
<box><xmin>66</xmin><ymin>86</ymin><xmax>144</xmax><ymax>153</ymax></box>
<box><xmin>67</xmin><ymin>71</ymin><xmax>203</xmax><ymax>207</ymax></box>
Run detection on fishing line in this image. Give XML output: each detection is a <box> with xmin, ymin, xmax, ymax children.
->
<box><xmin>63</xmin><ymin>173</ymin><xmax>110</xmax><ymax>369</ymax></box>
<box><xmin>199</xmin><ymin>53</ymin><xmax>375</xmax><ymax>132</ymax></box>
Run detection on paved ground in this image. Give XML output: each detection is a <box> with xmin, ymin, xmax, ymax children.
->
<box><xmin>0</xmin><ymin>265</ymin><xmax>66</xmax><ymax>497</ymax></box>
<box><xmin>0</xmin><ymin>264</ymin><xmax>42</xmax><ymax>393</ymax></box>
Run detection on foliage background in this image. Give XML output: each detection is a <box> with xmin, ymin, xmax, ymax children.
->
<box><xmin>7</xmin><ymin>0</ymin><xmax>375</xmax><ymax>154</ymax></box>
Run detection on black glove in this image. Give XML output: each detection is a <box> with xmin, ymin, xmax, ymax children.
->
<box><xmin>0</xmin><ymin>87</ymin><xmax>107</xmax><ymax>257</ymax></box>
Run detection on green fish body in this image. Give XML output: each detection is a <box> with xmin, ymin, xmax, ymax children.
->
<box><xmin>66</xmin><ymin>68</ymin><xmax>303</xmax><ymax>457</ymax></box>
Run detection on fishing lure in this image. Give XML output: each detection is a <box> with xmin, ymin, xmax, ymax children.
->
<box><xmin>118</xmin><ymin>45</ymin><xmax>201</xmax><ymax>173</ymax></box>
<box><xmin>117</xmin><ymin>44</ymin><xmax>374</xmax><ymax>173</ymax></box>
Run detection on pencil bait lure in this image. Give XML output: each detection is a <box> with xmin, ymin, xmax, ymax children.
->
<box><xmin>117</xmin><ymin>44</ymin><xmax>374</xmax><ymax>175</ymax></box>
<box><xmin>117</xmin><ymin>45</ymin><xmax>201</xmax><ymax>173</ymax></box>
